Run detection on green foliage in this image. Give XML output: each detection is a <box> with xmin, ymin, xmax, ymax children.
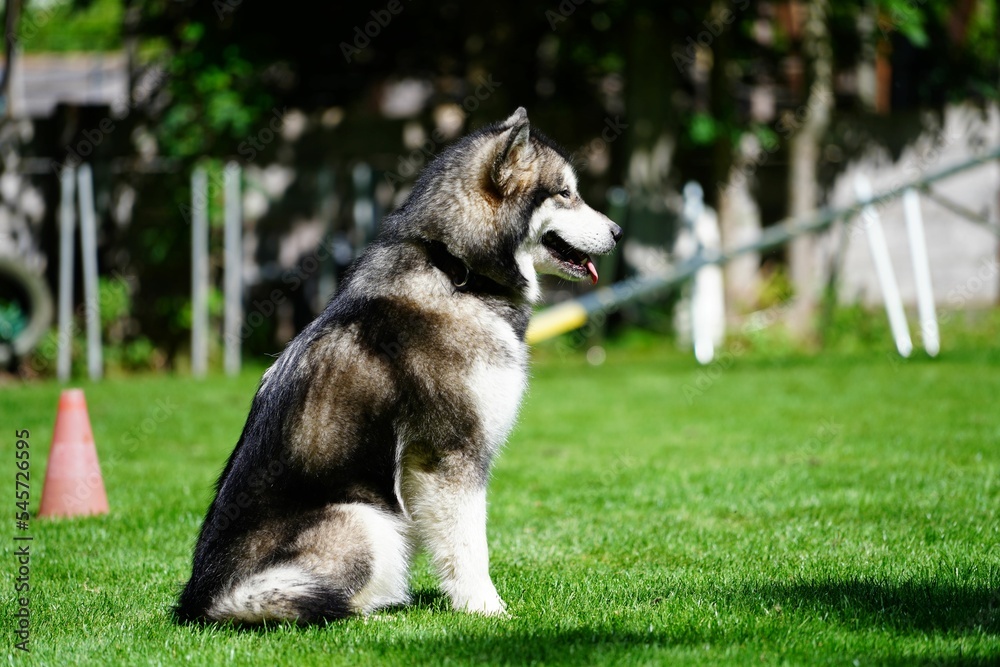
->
<box><xmin>875</xmin><ymin>0</ymin><xmax>930</xmax><ymax>47</ymax></box>
<box><xmin>98</xmin><ymin>275</ymin><xmax>130</xmax><ymax>329</ymax></box>
<box><xmin>154</xmin><ymin>293</ymin><xmax>195</xmax><ymax>340</ymax></box>
<box><xmin>97</xmin><ymin>275</ymin><xmax>156</xmax><ymax>371</ymax></box>
<box><xmin>96</xmin><ymin>275</ymin><xmax>165</xmax><ymax>371</ymax></box>
<box><xmin>22</xmin><ymin>275</ymin><xmax>166</xmax><ymax>376</ymax></box>
<box><xmin>821</xmin><ymin>301</ymin><xmax>893</xmax><ymax>353</ymax></box>
<box><xmin>733</xmin><ymin>317</ymin><xmax>802</xmax><ymax>358</ymax></box>
<box><xmin>752</xmin><ymin>124</ymin><xmax>780</xmax><ymax>152</ymax></box>
<box><xmin>17</xmin><ymin>0</ymin><xmax>123</xmax><ymax>53</ymax></box>
<box><xmin>687</xmin><ymin>112</ymin><xmax>718</xmax><ymax>146</ymax></box>
<box><xmin>176</xmin><ymin>286</ymin><xmax>223</xmax><ymax>350</ymax></box>
<box><xmin>823</xmin><ymin>304</ymin><xmax>1000</xmax><ymax>356</ymax></box>
<box><xmin>967</xmin><ymin>0</ymin><xmax>1000</xmax><ymax>65</ymax></box>
<box><xmin>122</xmin><ymin>335</ymin><xmax>160</xmax><ymax>371</ymax></box>
<box><xmin>145</xmin><ymin>24</ymin><xmax>273</xmax><ymax>159</ymax></box>
<box><xmin>100</xmin><ymin>334</ymin><xmax>160</xmax><ymax>372</ymax></box>
<box><xmin>758</xmin><ymin>265</ymin><xmax>795</xmax><ymax>308</ymax></box>
<box><xmin>0</xmin><ymin>298</ymin><xmax>27</xmax><ymax>342</ymax></box>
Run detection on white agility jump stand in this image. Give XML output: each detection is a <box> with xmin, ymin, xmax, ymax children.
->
<box><xmin>902</xmin><ymin>188</ymin><xmax>940</xmax><ymax>356</ymax></box>
<box><xmin>853</xmin><ymin>174</ymin><xmax>912</xmax><ymax>357</ymax></box>
<box><xmin>682</xmin><ymin>182</ymin><xmax>726</xmax><ymax>365</ymax></box>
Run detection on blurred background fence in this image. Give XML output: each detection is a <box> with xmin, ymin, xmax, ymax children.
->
<box><xmin>0</xmin><ymin>0</ymin><xmax>998</xmax><ymax>378</ymax></box>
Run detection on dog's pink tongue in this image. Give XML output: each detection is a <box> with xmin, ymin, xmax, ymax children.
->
<box><xmin>585</xmin><ymin>259</ymin><xmax>599</xmax><ymax>285</ymax></box>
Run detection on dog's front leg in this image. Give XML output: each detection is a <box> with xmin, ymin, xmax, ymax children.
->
<box><xmin>403</xmin><ymin>458</ymin><xmax>506</xmax><ymax>616</ymax></box>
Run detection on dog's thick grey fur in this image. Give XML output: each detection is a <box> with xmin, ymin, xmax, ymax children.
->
<box><xmin>176</xmin><ymin>108</ymin><xmax>621</xmax><ymax>624</ymax></box>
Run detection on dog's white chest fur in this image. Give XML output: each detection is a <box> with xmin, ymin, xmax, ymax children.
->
<box><xmin>466</xmin><ymin>358</ymin><xmax>526</xmax><ymax>452</ymax></box>
<box><xmin>465</xmin><ymin>312</ymin><xmax>528</xmax><ymax>452</ymax></box>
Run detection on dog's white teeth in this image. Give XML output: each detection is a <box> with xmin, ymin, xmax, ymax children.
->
<box><xmin>585</xmin><ymin>259</ymin><xmax>599</xmax><ymax>285</ymax></box>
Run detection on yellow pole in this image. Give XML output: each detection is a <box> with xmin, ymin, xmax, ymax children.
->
<box><xmin>525</xmin><ymin>301</ymin><xmax>589</xmax><ymax>345</ymax></box>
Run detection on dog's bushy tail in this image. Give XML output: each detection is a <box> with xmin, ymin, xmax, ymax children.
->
<box><xmin>174</xmin><ymin>565</ymin><xmax>352</xmax><ymax>626</ymax></box>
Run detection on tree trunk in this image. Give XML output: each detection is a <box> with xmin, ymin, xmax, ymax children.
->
<box><xmin>1</xmin><ymin>0</ymin><xmax>24</xmax><ymax>117</ymax></box>
<box><xmin>786</xmin><ymin>0</ymin><xmax>833</xmax><ymax>339</ymax></box>
<box><xmin>718</xmin><ymin>141</ymin><xmax>763</xmax><ymax>314</ymax></box>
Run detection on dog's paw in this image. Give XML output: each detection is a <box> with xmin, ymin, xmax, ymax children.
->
<box><xmin>454</xmin><ymin>587</ymin><xmax>509</xmax><ymax>617</ymax></box>
<box><xmin>463</xmin><ymin>596</ymin><xmax>509</xmax><ymax>617</ymax></box>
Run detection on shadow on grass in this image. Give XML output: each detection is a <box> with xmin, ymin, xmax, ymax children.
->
<box><xmin>172</xmin><ymin>578</ymin><xmax>997</xmax><ymax>664</ymax></box>
<box><xmin>386</xmin><ymin>578</ymin><xmax>999</xmax><ymax>665</ymax></box>
<box><xmin>171</xmin><ymin>588</ymin><xmax>455</xmax><ymax>633</ymax></box>
<box><xmin>407</xmin><ymin>587</ymin><xmax>451</xmax><ymax>612</ymax></box>
<box><xmin>381</xmin><ymin>627</ymin><xmax>695</xmax><ymax>665</ymax></box>
<box><xmin>746</xmin><ymin>576</ymin><xmax>999</xmax><ymax>635</ymax></box>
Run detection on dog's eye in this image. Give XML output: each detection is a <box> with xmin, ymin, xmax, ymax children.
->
<box><xmin>558</xmin><ymin>189</ymin><xmax>572</xmax><ymax>198</ymax></box>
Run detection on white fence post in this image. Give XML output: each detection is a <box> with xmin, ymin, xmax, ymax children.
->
<box><xmin>191</xmin><ymin>166</ymin><xmax>210</xmax><ymax>376</ymax></box>
<box><xmin>223</xmin><ymin>162</ymin><xmax>243</xmax><ymax>376</ymax></box>
<box><xmin>77</xmin><ymin>164</ymin><xmax>102</xmax><ymax>380</ymax></box>
<box><xmin>57</xmin><ymin>166</ymin><xmax>76</xmax><ymax>381</ymax></box>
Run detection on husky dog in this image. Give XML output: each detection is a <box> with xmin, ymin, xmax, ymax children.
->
<box><xmin>176</xmin><ymin>108</ymin><xmax>621</xmax><ymax>624</ymax></box>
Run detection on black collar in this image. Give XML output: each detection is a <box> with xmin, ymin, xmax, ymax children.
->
<box><xmin>423</xmin><ymin>240</ymin><xmax>512</xmax><ymax>298</ymax></box>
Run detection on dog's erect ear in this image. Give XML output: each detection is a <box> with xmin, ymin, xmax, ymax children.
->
<box><xmin>492</xmin><ymin>108</ymin><xmax>533</xmax><ymax>195</ymax></box>
<box><xmin>501</xmin><ymin>106</ymin><xmax>528</xmax><ymax>128</ymax></box>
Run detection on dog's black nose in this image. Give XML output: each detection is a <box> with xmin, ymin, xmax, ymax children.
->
<box><xmin>610</xmin><ymin>223</ymin><xmax>623</xmax><ymax>243</ymax></box>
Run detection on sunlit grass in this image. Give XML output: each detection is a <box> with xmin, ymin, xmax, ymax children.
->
<box><xmin>2</xmin><ymin>337</ymin><xmax>998</xmax><ymax>665</ymax></box>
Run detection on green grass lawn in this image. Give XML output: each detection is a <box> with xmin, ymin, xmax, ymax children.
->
<box><xmin>2</xmin><ymin>341</ymin><xmax>998</xmax><ymax>665</ymax></box>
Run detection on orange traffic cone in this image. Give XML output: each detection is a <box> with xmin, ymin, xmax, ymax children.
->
<box><xmin>37</xmin><ymin>389</ymin><xmax>109</xmax><ymax>518</ymax></box>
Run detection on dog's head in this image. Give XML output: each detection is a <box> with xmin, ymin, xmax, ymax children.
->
<box><xmin>397</xmin><ymin>107</ymin><xmax>621</xmax><ymax>301</ymax></box>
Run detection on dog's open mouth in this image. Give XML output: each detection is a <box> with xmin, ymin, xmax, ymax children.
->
<box><xmin>541</xmin><ymin>231</ymin><xmax>599</xmax><ymax>285</ymax></box>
